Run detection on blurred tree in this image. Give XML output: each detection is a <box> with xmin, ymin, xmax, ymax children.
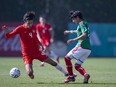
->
<box><xmin>0</xmin><ymin>0</ymin><xmax>116</xmax><ymax>41</ymax></box>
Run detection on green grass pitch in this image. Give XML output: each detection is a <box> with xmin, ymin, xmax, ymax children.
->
<box><xmin>0</xmin><ymin>57</ymin><xmax>116</xmax><ymax>87</ymax></box>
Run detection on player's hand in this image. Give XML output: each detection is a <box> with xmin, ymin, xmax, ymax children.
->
<box><xmin>50</xmin><ymin>38</ymin><xmax>54</xmax><ymax>43</ymax></box>
<box><xmin>39</xmin><ymin>45</ymin><xmax>45</xmax><ymax>52</ymax></box>
<box><xmin>2</xmin><ymin>25</ymin><xmax>7</xmax><ymax>30</ymax></box>
<box><xmin>67</xmin><ymin>39</ymin><xmax>75</xmax><ymax>44</ymax></box>
<box><xmin>64</xmin><ymin>30</ymin><xmax>70</xmax><ymax>34</ymax></box>
<box><xmin>1</xmin><ymin>25</ymin><xmax>8</xmax><ymax>33</ymax></box>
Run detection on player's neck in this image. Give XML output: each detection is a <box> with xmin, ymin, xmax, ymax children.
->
<box><xmin>24</xmin><ymin>23</ymin><xmax>32</xmax><ymax>29</ymax></box>
<box><xmin>41</xmin><ymin>23</ymin><xmax>45</xmax><ymax>26</ymax></box>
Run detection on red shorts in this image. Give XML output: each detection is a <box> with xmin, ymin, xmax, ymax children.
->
<box><xmin>23</xmin><ymin>52</ymin><xmax>48</xmax><ymax>64</ymax></box>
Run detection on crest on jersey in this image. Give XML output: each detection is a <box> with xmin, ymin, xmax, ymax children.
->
<box><xmin>29</xmin><ymin>33</ymin><xmax>33</xmax><ymax>38</ymax></box>
<box><xmin>33</xmin><ymin>30</ymin><xmax>35</xmax><ymax>33</ymax></box>
<box><xmin>42</xmin><ymin>30</ymin><xmax>46</xmax><ymax>33</ymax></box>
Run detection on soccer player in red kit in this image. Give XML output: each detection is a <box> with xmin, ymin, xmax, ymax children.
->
<box><xmin>36</xmin><ymin>16</ymin><xmax>59</xmax><ymax>67</ymax></box>
<box><xmin>1</xmin><ymin>11</ymin><xmax>68</xmax><ymax>79</ymax></box>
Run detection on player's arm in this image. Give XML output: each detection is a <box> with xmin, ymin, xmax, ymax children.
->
<box><xmin>49</xmin><ymin>27</ymin><xmax>54</xmax><ymax>43</ymax></box>
<box><xmin>2</xmin><ymin>25</ymin><xmax>20</xmax><ymax>38</ymax></box>
<box><xmin>67</xmin><ymin>32</ymin><xmax>87</xmax><ymax>44</ymax></box>
<box><xmin>35</xmin><ymin>34</ymin><xmax>45</xmax><ymax>51</ymax></box>
<box><xmin>35</xmin><ymin>29</ymin><xmax>44</xmax><ymax>51</ymax></box>
<box><xmin>36</xmin><ymin>25</ymin><xmax>43</xmax><ymax>43</ymax></box>
<box><xmin>36</xmin><ymin>30</ymin><xmax>42</xmax><ymax>42</ymax></box>
<box><xmin>67</xmin><ymin>23</ymin><xmax>87</xmax><ymax>44</ymax></box>
<box><xmin>64</xmin><ymin>30</ymin><xmax>77</xmax><ymax>34</ymax></box>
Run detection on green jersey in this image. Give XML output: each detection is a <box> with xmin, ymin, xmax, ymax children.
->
<box><xmin>76</xmin><ymin>20</ymin><xmax>91</xmax><ymax>50</ymax></box>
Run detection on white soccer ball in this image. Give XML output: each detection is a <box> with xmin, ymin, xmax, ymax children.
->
<box><xmin>9</xmin><ymin>67</ymin><xmax>20</xmax><ymax>78</ymax></box>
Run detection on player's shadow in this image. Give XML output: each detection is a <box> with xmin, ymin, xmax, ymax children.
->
<box><xmin>37</xmin><ymin>82</ymin><xmax>116</xmax><ymax>85</ymax></box>
<box><xmin>20</xmin><ymin>82</ymin><xmax>116</xmax><ymax>85</ymax></box>
<box><xmin>90</xmin><ymin>83</ymin><xmax>116</xmax><ymax>85</ymax></box>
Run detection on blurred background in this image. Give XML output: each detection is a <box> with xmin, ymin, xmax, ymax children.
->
<box><xmin>0</xmin><ymin>0</ymin><xmax>116</xmax><ymax>57</ymax></box>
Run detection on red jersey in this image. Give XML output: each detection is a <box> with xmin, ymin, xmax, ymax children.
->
<box><xmin>6</xmin><ymin>24</ymin><xmax>41</xmax><ymax>56</ymax></box>
<box><xmin>36</xmin><ymin>23</ymin><xmax>52</xmax><ymax>41</ymax></box>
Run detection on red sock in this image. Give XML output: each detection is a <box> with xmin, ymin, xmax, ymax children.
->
<box><xmin>64</xmin><ymin>56</ymin><xmax>73</xmax><ymax>76</ymax></box>
<box><xmin>75</xmin><ymin>64</ymin><xmax>87</xmax><ymax>76</ymax></box>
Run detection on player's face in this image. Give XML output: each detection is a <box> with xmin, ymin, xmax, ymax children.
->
<box><xmin>72</xmin><ymin>17</ymin><xmax>80</xmax><ymax>23</ymax></box>
<box><xmin>25</xmin><ymin>20</ymin><xmax>33</xmax><ymax>28</ymax></box>
<box><xmin>39</xmin><ymin>17</ymin><xmax>46</xmax><ymax>24</ymax></box>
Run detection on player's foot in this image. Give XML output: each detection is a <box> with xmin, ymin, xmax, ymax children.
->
<box><xmin>56</xmin><ymin>57</ymin><xmax>60</xmax><ymax>63</ymax></box>
<box><xmin>30</xmin><ymin>74</ymin><xmax>34</xmax><ymax>79</ymax></box>
<box><xmin>64</xmin><ymin>76</ymin><xmax>75</xmax><ymax>83</ymax></box>
<box><xmin>83</xmin><ymin>74</ymin><xmax>90</xmax><ymax>84</ymax></box>
<box><xmin>64</xmin><ymin>73</ymin><xmax>69</xmax><ymax>76</ymax></box>
<box><xmin>73</xmin><ymin>73</ymin><xmax>77</xmax><ymax>77</ymax></box>
<box><xmin>39</xmin><ymin>63</ymin><xmax>44</xmax><ymax>67</ymax></box>
<box><xmin>65</xmin><ymin>73</ymin><xmax>77</xmax><ymax>77</ymax></box>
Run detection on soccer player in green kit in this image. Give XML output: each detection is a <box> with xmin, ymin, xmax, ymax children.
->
<box><xmin>64</xmin><ymin>10</ymin><xmax>91</xmax><ymax>83</ymax></box>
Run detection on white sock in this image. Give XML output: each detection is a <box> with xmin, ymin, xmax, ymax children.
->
<box><xmin>50</xmin><ymin>50</ymin><xmax>58</xmax><ymax>59</ymax></box>
<box><xmin>55</xmin><ymin>64</ymin><xmax>68</xmax><ymax>75</ymax></box>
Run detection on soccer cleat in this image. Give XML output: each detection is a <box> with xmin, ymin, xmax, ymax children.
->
<box><xmin>30</xmin><ymin>74</ymin><xmax>34</xmax><ymax>79</ymax></box>
<box><xmin>83</xmin><ymin>74</ymin><xmax>90</xmax><ymax>84</ymax></box>
<box><xmin>64</xmin><ymin>76</ymin><xmax>75</xmax><ymax>83</ymax></box>
<box><xmin>73</xmin><ymin>73</ymin><xmax>77</xmax><ymax>77</ymax></box>
<box><xmin>64</xmin><ymin>73</ymin><xmax>69</xmax><ymax>76</ymax></box>
<box><xmin>65</xmin><ymin>73</ymin><xmax>77</xmax><ymax>77</ymax></box>
<box><xmin>39</xmin><ymin>63</ymin><xmax>44</xmax><ymax>67</ymax></box>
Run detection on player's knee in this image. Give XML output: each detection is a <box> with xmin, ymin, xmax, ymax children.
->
<box><xmin>74</xmin><ymin>63</ymin><xmax>81</xmax><ymax>71</ymax></box>
<box><xmin>64</xmin><ymin>56</ymin><xmax>71</xmax><ymax>61</ymax></box>
<box><xmin>64</xmin><ymin>56</ymin><xmax>72</xmax><ymax>66</ymax></box>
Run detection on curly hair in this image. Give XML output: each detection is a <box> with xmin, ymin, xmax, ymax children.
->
<box><xmin>23</xmin><ymin>11</ymin><xmax>35</xmax><ymax>21</ymax></box>
<box><xmin>70</xmin><ymin>10</ymin><xmax>83</xmax><ymax>19</ymax></box>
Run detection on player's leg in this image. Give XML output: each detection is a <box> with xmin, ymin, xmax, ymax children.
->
<box><xmin>39</xmin><ymin>62</ymin><xmax>45</xmax><ymax>67</ymax></box>
<box><xmin>64</xmin><ymin>48</ymin><xmax>77</xmax><ymax>83</ymax></box>
<box><xmin>36</xmin><ymin>53</ymin><xmax>68</xmax><ymax>76</ymax></box>
<box><xmin>25</xmin><ymin>64</ymin><xmax>34</xmax><ymax>79</ymax></box>
<box><xmin>64</xmin><ymin>56</ymin><xmax>76</xmax><ymax>83</ymax></box>
<box><xmin>46</xmin><ymin>47</ymin><xmax>59</xmax><ymax>63</ymax></box>
<box><xmin>74</xmin><ymin>63</ymin><xmax>90</xmax><ymax>83</ymax></box>
<box><xmin>50</xmin><ymin>50</ymin><xmax>59</xmax><ymax>63</ymax></box>
<box><xmin>23</xmin><ymin>56</ymin><xmax>34</xmax><ymax>79</ymax></box>
<box><xmin>74</xmin><ymin>47</ymin><xmax>91</xmax><ymax>83</ymax></box>
<box><xmin>39</xmin><ymin>47</ymin><xmax>59</xmax><ymax>67</ymax></box>
<box><xmin>45</xmin><ymin>41</ymin><xmax>59</xmax><ymax>63</ymax></box>
<box><xmin>44</xmin><ymin>58</ymin><xmax>68</xmax><ymax>76</ymax></box>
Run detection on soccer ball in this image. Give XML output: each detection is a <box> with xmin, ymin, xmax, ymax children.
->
<box><xmin>9</xmin><ymin>67</ymin><xmax>20</xmax><ymax>78</ymax></box>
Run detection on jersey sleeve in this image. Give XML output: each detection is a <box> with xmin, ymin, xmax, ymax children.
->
<box><xmin>6</xmin><ymin>26</ymin><xmax>21</xmax><ymax>38</ymax></box>
<box><xmin>80</xmin><ymin>22</ymin><xmax>88</xmax><ymax>33</ymax></box>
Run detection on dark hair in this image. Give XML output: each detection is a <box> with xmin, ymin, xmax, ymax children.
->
<box><xmin>70</xmin><ymin>10</ymin><xmax>83</xmax><ymax>19</ymax></box>
<box><xmin>23</xmin><ymin>11</ymin><xmax>35</xmax><ymax>21</ymax></box>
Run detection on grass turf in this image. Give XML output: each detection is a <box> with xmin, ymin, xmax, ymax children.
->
<box><xmin>0</xmin><ymin>57</ymin><xmax>116</xmax><ymax>87</ymax></box>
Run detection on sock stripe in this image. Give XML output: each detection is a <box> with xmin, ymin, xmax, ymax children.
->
<box><xmin>78</xmin><ymin>59</ymin><xmax>83</xmax><ymax>63</ymax></box>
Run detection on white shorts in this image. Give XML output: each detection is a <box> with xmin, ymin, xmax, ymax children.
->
<box><xmin>66</xmin><ymin>46</ymin><xmax>91</xmax><ymax>65</ymax></box>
